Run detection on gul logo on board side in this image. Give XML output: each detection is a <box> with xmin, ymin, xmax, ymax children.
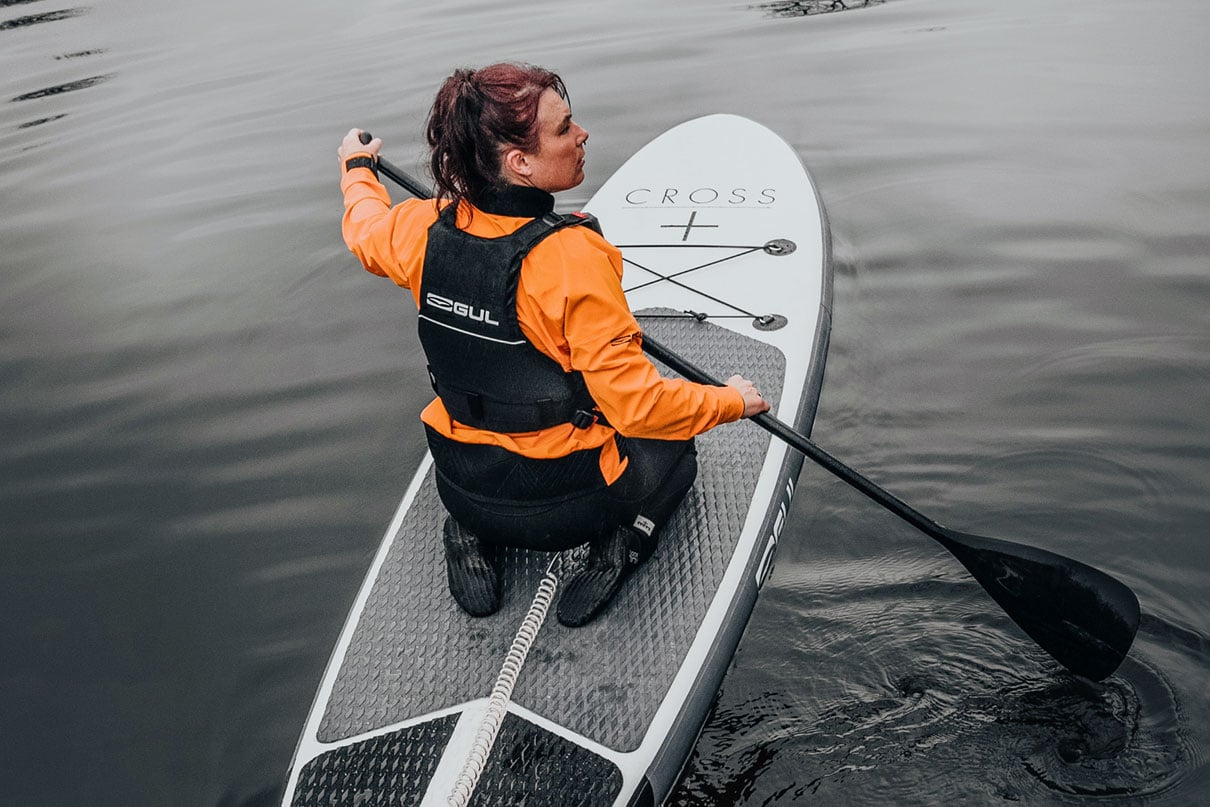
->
<box><xmin>756</xmin><ymin>476</ymin><xmax>796</xmax><ymax>588</ymax></box>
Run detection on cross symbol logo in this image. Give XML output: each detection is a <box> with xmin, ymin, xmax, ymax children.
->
<box><xmin>660</xmin><ymin>211</ymin><xmax>719</xmax><ymax>242</ymax></box>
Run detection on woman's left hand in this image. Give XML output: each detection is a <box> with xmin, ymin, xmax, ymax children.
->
<box><xmin>725</xmin><ymin>374</ymin><xmax>771</xmax><ymax>418</ymax></box>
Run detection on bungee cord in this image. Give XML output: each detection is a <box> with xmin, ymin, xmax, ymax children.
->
<box><xmin>447</xmin><ymin>554</ymin><xmax>562</xmax><ymax>807</ymax></box>
<box><xmin>623</xmin><ymin>246</ymin><xmax>764</xmax><ymax>294</ymax></box>
<box><xmin>620</xmin><ymin>239</ymin><xmax>793</xmax><ymax>327</ymax></box>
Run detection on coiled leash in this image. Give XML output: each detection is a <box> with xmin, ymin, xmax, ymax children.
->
<box><xmin>447</xmin><ymin>554</ymin><xmax>562</xmax><ymax>806</ymax></box>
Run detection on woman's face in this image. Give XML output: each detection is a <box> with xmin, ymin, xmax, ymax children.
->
<box><xmin>515</xmin><ymin>88</ymin><xmax>589</xmax><ymax>193</ymax></box>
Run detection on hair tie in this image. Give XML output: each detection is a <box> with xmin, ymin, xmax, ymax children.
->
<box><xmin>456</xmin><ymin>69</ymin><xmax>479</xmax><ymax>97</ymax></box>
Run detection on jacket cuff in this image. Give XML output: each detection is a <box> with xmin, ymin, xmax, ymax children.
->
<box><xmin>343</xmin><ymin>152</ymin><xmax>377</xmax><ymax>177</ymax></box>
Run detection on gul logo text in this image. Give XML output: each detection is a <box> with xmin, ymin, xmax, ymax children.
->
<box><xmin>756</xmin><ymin>476</ymin><xmax>796</xmax><ymax>588</ymax></box>
<box><xmin>425</xmin><ymin>293</ymin><xmax>500</xmax><ymax>326</ymax></box>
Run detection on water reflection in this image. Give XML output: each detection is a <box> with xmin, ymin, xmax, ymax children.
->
<box><xmin>55</xmin><ymin>48</ymin><xmax>106</xmax><ymax>60</ymax></box>
<box><xmin>3</xmin><ymin>2</ymin><xmax>106</xmax><ymax>129</ymax></box>
<box><xmin>11</xmin><ymin>73</ymin><xmax>111</xmax><ymax>102</ymax></box>
<box><xmin>17</xmin><ymin>113</ymin><xmax>66</xmax><ymax>128</ymax></box>
<box><xmin>756</xmin><ymin>0</ymin><xmax>885</xmax><ymax>18</ymax></box>
<box><xmin>0</xmin><ymin>6</ymin><xmax>88</xmax><ymax>32</ymax></box>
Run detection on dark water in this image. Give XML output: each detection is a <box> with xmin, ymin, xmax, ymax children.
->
<box><xmin>2</xmin><ymin>0</ymin><xmax>1208</xmax><ymax>804</ymax></box>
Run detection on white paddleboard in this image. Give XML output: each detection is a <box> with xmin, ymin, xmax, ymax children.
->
<box><xmin>281</xmin><ymin>114</ymin><xmax>832</xmax><ymax>806</ymax></box>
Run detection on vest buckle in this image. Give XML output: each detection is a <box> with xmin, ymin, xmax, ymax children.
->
<box><xmin>570</xmin><ymin>409</ymin><xmax>598</xmax><ymax>430</ymax></box>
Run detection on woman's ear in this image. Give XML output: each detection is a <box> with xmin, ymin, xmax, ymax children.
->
<box><xmin>501</xmin><ymin>147</ymin><xmax>532</xmax><ymax>182</ymax></box>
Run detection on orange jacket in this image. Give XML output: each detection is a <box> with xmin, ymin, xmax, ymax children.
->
<box><xmin>340</xmin><ymin>161</ymin><xmax>745</xmax><ymax>484</ymax></box>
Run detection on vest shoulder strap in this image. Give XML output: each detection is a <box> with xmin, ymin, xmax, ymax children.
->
<box><xmin>503</xmin><ymin>210</ymin><xmax>603</xmax><ymax>251</ymax></box>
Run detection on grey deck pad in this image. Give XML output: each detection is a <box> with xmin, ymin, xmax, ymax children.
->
<box><xmin>318</xmin><ymin>314</ymin><xmax>785</xmax><ymax>752</ymax></box>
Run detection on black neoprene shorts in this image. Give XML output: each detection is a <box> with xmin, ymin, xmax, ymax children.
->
<box><xmin>425</xmin><ymin>426</ymin><xmax>697</xmax><ymax>551</ymax></box>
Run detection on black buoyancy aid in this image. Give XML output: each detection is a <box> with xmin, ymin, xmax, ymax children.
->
<box><xmin>417</xmin><ymin>203</ymin><xmax>604</xmax><ymax>433</ymax></box>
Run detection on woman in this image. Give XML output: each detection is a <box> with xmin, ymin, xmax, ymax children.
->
<box><xmin>337</xmin><ymin>63</ymin><xmax>768</xmax><ymax>627</ymax></box>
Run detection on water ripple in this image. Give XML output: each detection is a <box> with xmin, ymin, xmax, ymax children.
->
<box><xmin>1003</xmin><ymin>655</ymin><xmax>1186</xmax><ymax>800</ymax></box>
<box><xmin>674</xmin><ymin>567</ymin><xmax>1200</xmax><ymax>805</ymax></box>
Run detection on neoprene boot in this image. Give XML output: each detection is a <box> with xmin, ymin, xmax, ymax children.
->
<box><xmin>556</xmin><ymin>523</ymin><xmax>656</xmax><ymax>627</ymax></box>
<box><xmin>442</xmin><ymin>516</ymin><xmax>501</xmax><ymax>617</ymax></box>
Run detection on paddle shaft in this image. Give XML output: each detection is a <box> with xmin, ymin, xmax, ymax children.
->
<box><xmin>356</xmin><ymin>131</ymin><xmax>430</xmax><ymax>199</ymax></box>
<box><xmin>641</xmin><ymin>335</ymin><xmax>945</xmax><ymax>538</ymax></box>
<box><xmin>376</xmin><ymin>156</ymin><xmax>430</xmax><ymax>200</ymax></box>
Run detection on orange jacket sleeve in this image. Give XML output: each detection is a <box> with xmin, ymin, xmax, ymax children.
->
<box><xmin>339</xmin><ymin>162</ymin><xmax>396</xmax><ymax>278</ymax></box>
<box><xmin>340</xmin><ymin>161</ymin><xmax>441</xmax><ymax>293</ymax></box>
<box><xmin>522</xmin><ymin>230</ymin><xmax>746</xmax><ymax>440</ymax></box>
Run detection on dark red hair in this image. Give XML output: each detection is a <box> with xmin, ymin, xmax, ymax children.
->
<box><xmin>425</xmin><ymin>63</ymin><xmax>568</xmax><ymax>207</ymax></box>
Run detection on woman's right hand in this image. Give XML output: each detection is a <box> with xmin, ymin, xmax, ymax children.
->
<box><xmin>726</xmin><ymin>374</ymin><xmax>771</xmax><ymax>418</ymax></box>
<box><xmin>338</xmin><ymin>128</ymin><xmax>382</xmax><ymax>163</ymax></box>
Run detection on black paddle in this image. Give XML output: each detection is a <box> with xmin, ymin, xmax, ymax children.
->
<box><xmin>350</xmin><ymin>132</ymin><xmax>1141</xmax><ymax>680</ymax></box>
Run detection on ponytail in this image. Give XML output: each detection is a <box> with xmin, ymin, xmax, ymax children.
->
<box><xmin>425</xmin><ymin>63</ymin><xmax>567</xmax><ymax>209</ymax></box>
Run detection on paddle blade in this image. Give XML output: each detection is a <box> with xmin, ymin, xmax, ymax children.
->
<box><xmin>937</xmin><ymin>529</ymin><xmax>1140</xmax><ymax>681</ymax></box>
